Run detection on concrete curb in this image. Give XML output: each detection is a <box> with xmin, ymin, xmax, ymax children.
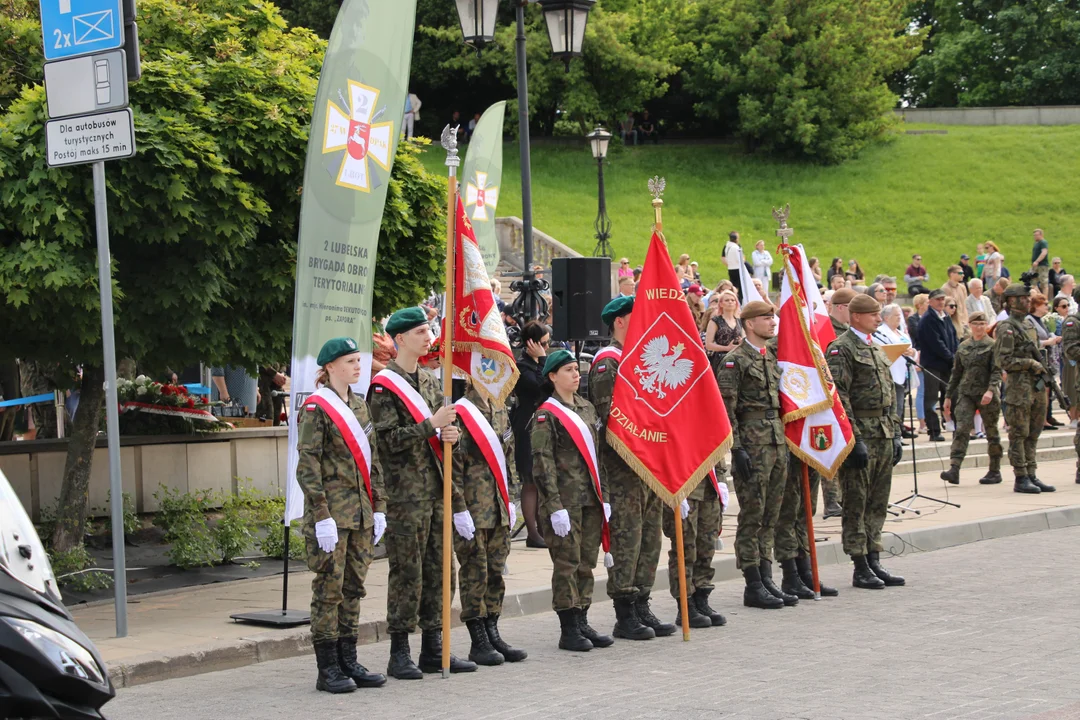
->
<box><xmin>105</xmin><ymin>504</ymin><xmax>1080</xmax><ymax>688</ymax></box>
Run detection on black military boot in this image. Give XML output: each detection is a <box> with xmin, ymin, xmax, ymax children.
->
<box><xmin>612</xmin><ymin>597</ymin><xmax>655</xmax><ymax>640</ymax></box>
<box><xmin>852</xmin><ymin>555</ymin><xmax>885</xmax><ymax>589</ymax></box>
<box><xmin>578</xmin><ymin>607</ymin><xmax>614</xmax><ymax>648</ymax></box>
<box><xmin>867</xmin><ymin>551</ymin><xmax>905</xmax><ymax>586</ymax></box>
<box><xmin>780</xmin><ymin>558</ymin><xmax>816</xmax><ymax>600</ymax></box>
<box><xmin>336</xmin><ymin>637</ymin><xmax>386</xmax><ymax>688</ymax></box>
<box><xmin>759</xmin><ymin>560</ymin><xmax>798</xmax><ymax>606</ymax></box>
<box><xmin>692</xmin><ymin>588</ymin><xmax>727</xmax><ymax>626</ymax></box>
<box><xmin>484</xmin><ymin>614</ymin><xmax>527</xmax><ymax>662</ymax></box>
<box><xmin>635</xmin><ymin>593</ymin><xmax>677</xmax><ymax>637</ymax></box>
<box><xmin>742</xmin><ymin>566</ymin><xmax>784</xmax><ymax>609</ymax></box>
<box><xmin>1013</xmin><ymin>475</ymin><xmax>1041</xmax><ymax>494</ymax></box>
<box><xmin>796</xmin><ymin>554</ymin><xmax>838</xmax><ymax>597</ymax></box>
<box><xmin>557</xmin><ymin>609</ymin><xmax>593</xmax><ymax>652</ymax></box>
<box><xmin>417</xmin><ymin>629</ymin><xmax>477</xmax><ymax>674</ymax></box>
<box><xmin>940</xmin><ymin>465</ymin><xmax>960</xmax><ymax>485</ymax></box>
<box><xmin>1029</xmin><ymin>476</ymin><xmax>1056</xmax><ymax>492</ymax></box>
<box><xmin>386</xmin><ymin>632</ymin><xmax>423</xmax><ymax>680</ymax></box>
<box><xmin>675</xmin><ymin>596</ymin><xmax>713</xmax><ymax>629</ymax></box>
<box><xmin>314</xmin><ymin>639</ymin><xmax>356</xmax><ymax>693</ymax></box>
<box><xmin>464</xmin><ymin>618</ymin><xmax>504</xmax><ymax>666</ymax></box>
<box><xmin>979</xmin><ymin>469</ymin><xmax>1003</xmax><ymax>485</ymax></box>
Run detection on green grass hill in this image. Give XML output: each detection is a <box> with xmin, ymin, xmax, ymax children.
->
<box><xmin>419</xmin><ymin>124</ymin><xmax>1080</xmax><ymax>293</ymax></box>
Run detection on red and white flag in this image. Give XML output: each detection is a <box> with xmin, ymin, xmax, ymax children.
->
<box><xmin>776</xmin><ymin>244</ymin><xmax>853</xmax><ymax>478</ymax></box>
<box><xmin>450</xmin><ymin>197</ymin><xmax>519</xmax><ymax>405</ymax></box>
<box><xmin>606</xmin><ymin>232</ymin><xmax>732</xmax><ymax>504</ymax></box>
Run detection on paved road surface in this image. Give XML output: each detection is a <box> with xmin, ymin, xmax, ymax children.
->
<box><xmin>104</xmin><ymin>526</ymin><xmax>1080</xmax><ymax>720</ymax></box>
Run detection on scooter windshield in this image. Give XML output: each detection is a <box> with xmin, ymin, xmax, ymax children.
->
<box><xmin>0</xmin><ymin>470</ymin><xmax>61</xmax><ymax>604</ymax></box>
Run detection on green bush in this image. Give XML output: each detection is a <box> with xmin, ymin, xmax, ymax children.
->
<box><xmin>152</xmin><ymin>486</ymin><xmax>217</xmax><ymax>569</ymax></box>
<box><xmin>90</xmin><ymin>491</ymin><xmax>141</xmax><ymax>540</ymax></box>
<box><xmin>50</xmin><ymin>545</ymin><xmax>113</xmax><ymax>592</ymax></box>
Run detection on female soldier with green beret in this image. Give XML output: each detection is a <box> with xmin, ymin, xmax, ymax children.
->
<box><xmin>531</xmin><ymin>349</ymin><xmax>613</xmax><ymax>652</ymax></box>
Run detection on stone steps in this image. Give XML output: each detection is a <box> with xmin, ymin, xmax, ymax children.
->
<box><xmin>895</xmin><ymin>428</ymin><xmax>1076</xmax><ymax>476</ymax></box>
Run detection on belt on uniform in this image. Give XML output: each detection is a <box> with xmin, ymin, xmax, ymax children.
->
<box><xmin>737</xmin><ymin>409</ymin><xmax>778</xmax><ymax>420</ymax></box>
<box><xmin>853</xmin><ymin>408</ymin><xmax>890</xmax><ymax>418</ymax></box>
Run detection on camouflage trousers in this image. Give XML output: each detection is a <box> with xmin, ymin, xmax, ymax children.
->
<box><xmin>453</xmin><ymin>525</ymin><xmax>510</xmax><ymax>621</ymax></box>
<box><xmin>774</xmin><ymin>456</ymin><xmax>820</xmax><ymax>562</ymax></box>
<box><xmin>731</xmin><ymin>444</ymin><xmax>787</xmax><ymax>569</ymax></box>
<box><xmin>839</xmin><ymin>438</ymin><xmax>893</xmax><ymax>557</ymax></box>
<box><xmin>305</xmin><ymin>527</ymin><xmax>374</xmax><ymax>643</ymax></box>
<box><xmin>822</xmin><ymin>472</ymin><xmax>842</xmax><ymax>506</ymax></box>
<box><xmin>385</xmin><ymin>501</ymin><xmax>456</xmax><ymax>634</ymax></box>
<box><xmin>541</xmin><ymin>505</ymin><xmax>603</xmax><ymax>612</ymax></box>
<box><xmin>1003</xmin><ymin>389</ymin><xmax>1047</xmax><ymax>479</ymax></box>
<box><xmin>662</xmin><ymin>486</ymin><xmax>724</xmax><ymax>598</ymax></box>
<box><xmin>949</xmin><ymin>394</ymin><xmax>1002</xmax><ymax>470</ymax></box>
<box><xmin>605</xmin><ymin>467</ymin><xmax>664</xmax><ymax>600</ymax></box>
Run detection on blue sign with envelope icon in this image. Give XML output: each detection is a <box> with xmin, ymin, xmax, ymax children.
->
<box><xmin>41</xmin><ymin>0</ymin><xmax>124</xmax><ymax>60</ymax></box>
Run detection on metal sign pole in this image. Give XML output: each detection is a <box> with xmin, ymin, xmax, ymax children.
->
<box><xmin>93</xmin><ymin>160</ymin><xmax>128</xmax><ymax>638</ymax></box>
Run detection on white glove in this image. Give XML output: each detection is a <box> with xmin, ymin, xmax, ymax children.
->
<box><xmin>453</xmin><ymin>511</ymin><xmax>476</xmax><ymax>541</ymax></box>
<box><xmin>508</xmin><ymin>501</ymin><xmax>518</xmax><ymax>530</ymax></box>
<box><xmin>550</xmin><ymin>509</ymin><xmax>571</xmax><ymax>537</ymax></box>
<box><xmin>372</xmin><ymin>512</ymin><xmax>386</xmax><ymax>545</ymax></box>
<box><xmin>680</xmin><ymin>498</ymin><xmax>690</xmax><ymax>520</ymax></box>
<box><xmin>602</xmin><ymin>502</ymin><xmax>611</xmax><ymax>522</ymax></box>
<box><xmin>314</xmin><ymin>517</ymin><xmax>338</xmax><ymax>553</ymax></box>
<box><xmin>719</xmin><ymin>483</ymin><xmax>730</xmax><ymax>510</ymax></box>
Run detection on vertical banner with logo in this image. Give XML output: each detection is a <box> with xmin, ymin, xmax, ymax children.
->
<box><xmin>461</xmin><ymin>101</ymin><xmax>505</xmax><ymax>274</ymax></box>
<box><xmin>285</xmin><ymin>0</ymin><xmax>419</xmax><ymax>524</ymax></box>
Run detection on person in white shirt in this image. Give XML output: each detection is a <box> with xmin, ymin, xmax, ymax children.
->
<box><xmin>723</xmin><ymin>232</ymin><xmax>744</xmax><ymax>298</ymax></box>
<box><xmin>966</xmin><ymin>278</ymin><xmax>995</xmax><ymax>319</ymax></box>
<box><xmin>1054</xmin><ymin>274</ymin><xmax>1078</xmax><ymax>315</ymax></box>
<box><xmin>404</xmin><ymin>92</ymin><xmax>421</xmax><ymax>139</ymax></box>
<box><xmin>873</xmin><ymin>303</ymin><xmax>916</xmax><ymax>432</ymax></box>
<box><xmin>752</xmin><ymin>240</ymin><xmax>773</xmax><ymax>285</ymax></box>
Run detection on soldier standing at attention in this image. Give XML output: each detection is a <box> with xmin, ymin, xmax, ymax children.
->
<box><xmin>367</xmin><ymin>307</ymin><xmax>476</xmax><ymax>679</ymax></box>
<box><xmin>297</xmin><ymin>338</ymin><xmax>388</xmax><ymax>694</ymax></box>
<box><xmin>994</xmin><ymin>285</ymin><xmax>1056</xmax><ymax>494</ymax></box>
<box><xmin>451</xmin><ymin>378</ymin><xmax>528</xmax><ymax>666</ymax></box>
<box><xmin>827</xmin><ymin>294</ymin><xmax>905</xmax><ymax>590</ymax></box>
<box><xmin>820</xmin><ymin>287</ymin><xmax>857</xmax><ymax>518</ymax></box>
<box><xmin>774</xmin><ymin>452</ymin><xmax>840</xmax><ymax>600</ymax></box>
<box><xmin>532</xmin><ymin>349</ymin><xmax>614</xmax><ymax>652</ymax></box>
<box><xmin>1061</xmin><ymin>286</ymin><xmax>1080</xmax><ymax>485</ymax></box>
<box><xmin>940</xmin><ymin>312</ymin><xmax>1003</xmax><ymax>486</ymax></box>
<box><xmin>588</xmin><ymin>296</ymin><xmax>673</xmax><ymax>641</ymax></box>
<box><xmin>716</xmin><ymin>300</ymin><xmax>793</xmax><ymax>610</ymax></box>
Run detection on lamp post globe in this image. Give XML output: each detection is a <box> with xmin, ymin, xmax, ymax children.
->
<box><xmin>587</xmin><ymin>126</ymin><xmax>612</xmax><ymax>258</ymax></box>
<box><xmin>586</xmin><ymin>125</ymin><xmax>611</xmax><ymax>160</ymax></box>
<box><xmin>538</xmin><ymin>0</ymin><xmax>595</xmax><ymax>64</ymax></box>
<box><xmin>453</xmin><ymin>0</ymin><xmax>499</xmax><ymax>49</ymax></box>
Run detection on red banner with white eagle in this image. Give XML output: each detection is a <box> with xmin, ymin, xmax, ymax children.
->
<box><xmin>451</xmin><ymin>196</ymin><xmax>519</xmax><ymax>405</ymax></box>
<box><xmin>606</xmin><ymin>231</ymin><xmax>732</xmax><ymax>505</ymax></box>
<box><xmin>776</xmin><ymin>243</ymin><xmax>853</xmax><ymax>478</ymax></box>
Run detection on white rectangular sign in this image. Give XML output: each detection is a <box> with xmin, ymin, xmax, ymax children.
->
<box><xmin>44</xmin><ymin>49</ymin><xmax>128</xmax><ymax>119</ymax></box>
<box><xmin>45</xmin><ymin>108</ymin><xmax>135</xmax><ymax>167</ymax></box>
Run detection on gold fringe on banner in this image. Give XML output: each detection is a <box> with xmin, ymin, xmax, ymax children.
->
<box><xmin>450</xmin><ymin>340</ymin><xmax>520</xmax><ymax>407</ymax></box>
<box><xmin>778</xmin><ymin>252</ymin><xmax>838</xmax><ymax>425</ymax></box>
<box><xmin>606</xmin><ymin>429</ymin><xmax>733</xmax><ymax>508</ymax></box>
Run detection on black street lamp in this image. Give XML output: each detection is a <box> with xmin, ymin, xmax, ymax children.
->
<box><xmin>451</xmin><ymin>0</ymin><xmax>594</xmax><ymax>330</ymax></box>
<box><xmin>586</xmin><ymin>126</ymin><xmax>612</xmax><ymax>258</ymax></box>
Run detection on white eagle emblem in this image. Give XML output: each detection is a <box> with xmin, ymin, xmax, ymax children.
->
<box><xmin>634</xmin><ymin>336</ymin><xmax>694</xmax><ymax>399</ymax></box>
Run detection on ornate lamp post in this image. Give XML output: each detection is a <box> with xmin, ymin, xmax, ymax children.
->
<box><xmin>586</xmin><ymin>126</ymin><xmax>612</xmax><ymax>258</ymax></box>
<box><xmin>451</xmin><ymin>0</ymin><xmax>594</xmax><ymax>328</ymax></box>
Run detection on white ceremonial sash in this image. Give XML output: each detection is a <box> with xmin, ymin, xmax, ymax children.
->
<box><xmin>307</xmin><ymin>387</ymin><xmax>374</xmax><ymax>505</ymax></box>
<box><xmin>455</xmin><ymin>397</ymin><xmax>511</xmax><ymax>514</ymax></box>
<box><xmin>591</xmin><ymin>346</ymin><xmax>623</xmax><ymax>366</ymax></box>
<box><xmin>369</xmin><ymin>369</ymin><xmax>443</xmax><ymax>462</ymax></box>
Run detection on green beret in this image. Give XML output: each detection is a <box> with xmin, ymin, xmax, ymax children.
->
<box><xmin>385</xmin><ymin>307</ymin><xmax>428</xmax><ymax>338</ymax></box>
<box><xmin>601</xmin><ymin>296</ymin><xmax>634</xmax><ymax>326</ymax></box>
<box><xmin>542</xmin><ymin>349</ymin><xmax>575</xmax><ymax>377</ymax></box>
<box><xmin>317</xmin><ymin>337</ymin><xmax>360</xmax><ymax>366</ymax></box>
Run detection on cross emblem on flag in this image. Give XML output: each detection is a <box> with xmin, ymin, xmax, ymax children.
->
<box><xmin>322</xmin><ymin>80</ymin><xmax>395</xmax><ymax>193</ymax></box>
<box><xmin>465</xmin><ymin>171</ymin><xmax>500</xmax><ymax>221</ymax></box>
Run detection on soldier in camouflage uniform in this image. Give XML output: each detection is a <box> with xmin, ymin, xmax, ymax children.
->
<box><xmin>589</xmin><ymin>296</ymin><xmax>673</xmax><ymax>641</ymax></box>
<box><xmin>297</xmin><ymin>338</ymin><xmax>387</xmax><ymax>694</ymax></box>
<box><xmin>367</xmin><ymin>307</ymin><xmax>475</xmax><ymax>679</ymax></box>
<box><xmin>451</xmin><ymin>380</ymin><xmax>527</xmax><ymax>666</ymax></box>
<box><xmin>774</xmin><ymin>453</ymin><xmax>840</xmax><ymax>599</ymax></box>
<box><xmin>827</xmin><ymin>294</ymin><xmax>905</xmax><ymax>590</ymax></box>
<box><xmin>1061</xmin><ymin>286</ymin><xmax>1080</xmax><ymax>485</ymax></box>
<box><xmin>940</xmin><ymin>312</ymin><xmax>1003</xmax><ymax>486</ymax></box>
<box><xmin>662</xmin><ymin>465</ymin><xmax>728</xmax><ymax>627</ymax></box>
<box><xmin>716</xmin><ymin>300</ymin><xmax>793</xmax><ymax>610</ymax></box>
<box><xmin>532</xmin><ymin>349</ymin><xmax>613</xmax><ymax>652</ymax></box>
<box><xmin>820</xmin><ymin>288</ymin><xmax>857</xmax><ymax>516</ymax></box>
<box><xmin>994</xmin><ymin>285</ymin><xmax>1056</xmax><ymax>494</ymax></box>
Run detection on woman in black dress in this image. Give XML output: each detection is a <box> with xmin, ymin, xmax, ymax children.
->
<box><xmin>704</xmin><ymin>290</ymin><xmax>743</xmax><ymax>372</ymax></box>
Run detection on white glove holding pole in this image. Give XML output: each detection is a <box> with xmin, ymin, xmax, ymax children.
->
<box><xmin>550</xmin><ymin>509</ymin><xmax>571</xmax><ymax>537</ymax></box>
<box><xmin>603</xmin><ymin>502</ymin><xmax>611</xmax><ymax>522</ymax></box>
<box><xmin>680</xmin><ymin>498</ymin><xmax>690</xmax><ymax>520</ymax></box>
<box><xmin>508</xmin><ymin>501</ymin><xmax>518</xmax><ymax>530</ymax></box>
<box><xmin>453</xmin><ymin>511</ymin><xmax>476</xmax><ymax>541</ymax></box>
<box><xmin>315</xmin><ymin>517</ymin><xmax>338</xmax><ymax>553</ymax></box>
<box><xmin>372</xmin><ymin>512</ymin><xmax>386</xmax><ymax>545</ymax></box>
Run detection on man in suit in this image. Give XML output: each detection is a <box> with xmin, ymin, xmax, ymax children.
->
<box><xmin>916</xmin><ymin>289</ymin><xmax>959</xmax><ymax>442</ymax></box>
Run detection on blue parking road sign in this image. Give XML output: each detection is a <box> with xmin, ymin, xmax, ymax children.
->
<box><xmin>40</xmin><ymin>0</ymin><xmax>125</xmax><ymax>61</ymax></box>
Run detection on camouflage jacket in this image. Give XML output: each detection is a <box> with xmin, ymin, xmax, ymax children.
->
<box><xmin>716</xmin><ymin>339</ymin><xmax>785</xmax><ymax>449</ymax></box>
<box><xmin>297</xmin><ymin>388</ymin><xmax>386</xmax><ymax>530</ymax></box>
<box><xmin>451</xmin><ymin>386</ymin><xmax>520</xmax><ymax>528</ymax></box>
<box><xmin>830</xmin><ymin>316</ymin><xmax>849</xmax><ymax>340</ymax></box>
<box><xmin>1061</xmin><ymin>314</ymin><xmax>1080</xmax><ymax>391</ymax></box>
<box><xmin>946</xmin><ymin>336</ymin><xmax>999</xmax><ymax>402</ymax></box>
<box><xmin>367</xmin><ymin>360</ymin><xmax>443</xmax><ymax>505</ymax></box>
<box><xmin>826</xmin><ymin>330</ymin><xmax>898</xmax><ymax>441</ymax></box>
<box><xmin>587</xmin><ymin>340</ymin><xmax>628</xmax><ymax>494</ymax></box>
<box><xmin>993</xmin><ymin>313</ymin><xmax>1044</xmax><ymax>403</ymax></box>
<box><xmin>531</xmin><ymin>394</ymin><xmax>603</xmax><ymax>515</ymax></box>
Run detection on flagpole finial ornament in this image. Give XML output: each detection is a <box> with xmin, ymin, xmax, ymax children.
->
<box><xmin>772</xmin><ymin>203</ymin><xmax>794</xmax><ymax>246</ymax></box>
<box><xmin>648</xmin><ymin>175</ymin><xmax>666</xmax><ymax>232</ymax></box>
<box><xmin>441</xmin><ymin>125</ymin><xmax>461</xmax><ymax>170</ymax></box>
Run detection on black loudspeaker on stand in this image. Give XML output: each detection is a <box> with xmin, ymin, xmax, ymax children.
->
<box><xmin>892</xmin><ymin>356</ymin><xmax>960</xmax><ymax>514</ymax></box>
<box><xmin>551</xmin><ymin>257</ymin><xmax>611</xmax><ymax>341</ymax></box>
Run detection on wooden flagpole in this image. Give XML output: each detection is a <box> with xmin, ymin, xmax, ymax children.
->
<box><xmin>800</xmin><ymin>462</ymin><xmax>822</xmax><ymax>599</ymax></box>
<box><xmin>649</xmin><ymin>176</ymin><xmax>690</xmax><ymax>641</ymax></box>
<box><xmin>440</xmin><ymin>125</ymin><xmax>460</xmax><ymax>677</ymax></box>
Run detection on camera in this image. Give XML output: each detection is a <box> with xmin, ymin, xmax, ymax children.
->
<box><xmin>1019</xmin><ymin>270</ymin><xmax>1038</xmax><ymax>288</ymax></box>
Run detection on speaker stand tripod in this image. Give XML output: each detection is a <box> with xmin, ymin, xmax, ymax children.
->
<box><xmin>892</xmin><ymin>357</ymin><xmax>959</xmax><ymax>514</ymax></box>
